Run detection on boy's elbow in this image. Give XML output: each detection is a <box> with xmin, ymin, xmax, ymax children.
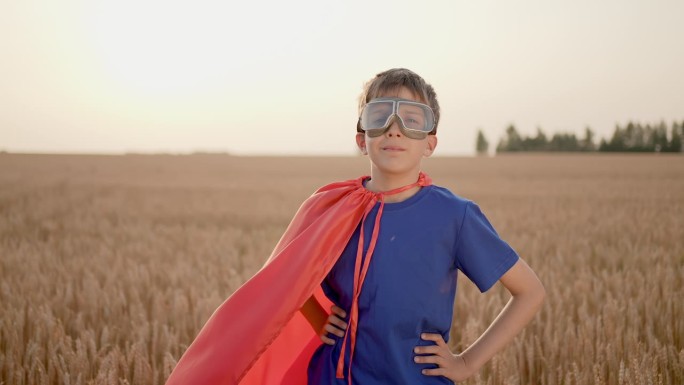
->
<box><xmin>502</xmin><ymin>258</ymin><xmax>545</xmax><ymax>310</ymax></box>
<box><xmin>526</xmin><ymin>262</ymin><xmax>546</xmax><ymax>308</ymax></box>
<box><xmin>517</xmin><ymin>273</ymin><xmax>545</xmax><ymax>311</ymax></box>
<box><xmin>532</xmin><ymin>279</ymin><xmax>546</xmax><ymax>309</ymax></box>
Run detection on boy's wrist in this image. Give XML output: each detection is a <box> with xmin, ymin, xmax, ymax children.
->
<box><xmin>457</xmin><ymin>351</ymin><xmax>480</xmax><ymax>378</ymax></box>
<box><xmin>443</xmin><ymin>352</ymin><xmax>478</xmax><ymax>383</ymax></box>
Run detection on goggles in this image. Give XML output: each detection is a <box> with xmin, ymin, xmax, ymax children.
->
<box><xmin>357</xmin><ymin>97</ymin><xmax>435</xmax><ymax>139</ymax></box>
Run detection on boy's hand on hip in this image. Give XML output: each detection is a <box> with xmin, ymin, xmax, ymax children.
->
<box><xmin>319</xmin><ymin>305</ymin><xmax>347</xmax><ymax>345</ymax></box>
<box><xmin>414</xmin><ymin>333</ymin><xmax>474</xmax><ymax>383</ymax></box>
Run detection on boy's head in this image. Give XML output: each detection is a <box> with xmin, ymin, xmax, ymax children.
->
<box><xmin>355</xmin><ymin>69</ymin><xmax>439</xmax><ymax>177</ymax></box>
<box><xmin>357</xmin><ymin>68</ymin><xmax>440</xmax><ymax>136</ymax></box>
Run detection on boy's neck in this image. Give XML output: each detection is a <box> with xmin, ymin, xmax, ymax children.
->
<box><xmin>364</xmin><ymin>171</ymin><xmax>424</xmax><ymax>203</ymax></box>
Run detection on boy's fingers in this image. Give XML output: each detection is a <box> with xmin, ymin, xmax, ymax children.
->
<box><xmin>324</xmin><ymin>323</ymin><xmax>345</xmax><ymax>337</ymax></box>
<box><xmin>421</xmin><ymin>367</ymin><xmax>446</xmax><ymax>377</ymax></box>
<box><xmin>328</xmin><ymin>315</ymin><xmax>348</xmax><ymax>330</ymax></box>
<box><xmin>414</xmin><ymin>354</ymin><xmax>444</xmax><ymax>366</ymax></box>
<box><xmin>420</xmin><ymin>333</ymin><xmax>447</xmax><ymax>347</ymax></box>
<box><xmin>320</xmin><ymin>335</ymin><xmax>335</xmax><ymax>345</ymax></box>
<box><xmin>413</xmin><ymin>345</ymin><xmax>441</xmax><ymax>355</ymax></box>
<box><xmin>331</xmin><ymin>305</ymin><xmax>347</xmax><ymax>317</ymax></box>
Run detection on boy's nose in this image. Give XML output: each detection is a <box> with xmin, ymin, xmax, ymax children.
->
<box><xmin>385</xmin><ymin>116</ymin><xmax>403</xmax><ymax>137</ymax></box>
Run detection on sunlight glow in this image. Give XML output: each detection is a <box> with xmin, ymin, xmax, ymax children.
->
<box><xmin>88</xmin><ymin>0</ymin><xmax>235</xmax><ymax>95</ymax></box>
<box><xmin>1</xmin><ymin>0</ymin><xmax>682</xmax><ymax>155</ymax></box>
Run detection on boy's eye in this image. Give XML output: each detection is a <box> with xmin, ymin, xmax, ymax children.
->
<box><xmin>398</xmin><ymin>104</ymin><xmax>427</xmax><ymax>129</ymax></box>
<box><xmin>367</xmin><ymin>109</ymin><xmax>391</xmax><ymax>127</ymax></box>
<box><xmin>373</xmin><ymin>117</ymin><xmax>388</xmax><ymax>126</ymax></box>
<box><xmin>402</xmin><ymin>114</ymin><xmax>424</xmax><ymax>129</ymax></box>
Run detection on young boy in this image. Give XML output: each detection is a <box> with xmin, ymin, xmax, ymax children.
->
<box><xmin>164</xmin><ymin>68</ymin><xmax>544</xmax><ymax>385</ymax></box>
<box><xmin>301</xmin><ymin>68</ymin><xmax>545</xmax><ymax>384</ymax></box>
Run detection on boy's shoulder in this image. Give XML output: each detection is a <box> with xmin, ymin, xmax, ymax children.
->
<box><xmin>419</xmin><ymin>184</ymin><xmax>477</xmax><ymax>222</ymax></box>
<box><xmin>425</xmin><ymin>184</ymin><xmax>473</xmax><ymax>208</ymax></box>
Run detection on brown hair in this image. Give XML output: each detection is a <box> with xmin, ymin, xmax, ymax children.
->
<box><xmin>357</xmin><ymin>68</ymin><xmax>440</xmax><ymax>135</ymax></box>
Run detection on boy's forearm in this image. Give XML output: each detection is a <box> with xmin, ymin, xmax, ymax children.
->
<box><xmin>300</xmin><ymin>295</ymin><xmax>328</xmax><ymax>334</ymax></box>
<box><xmin>461</xmin><ymin>286</ymin><xmax>545</xmax><ymax>372</ymax></box>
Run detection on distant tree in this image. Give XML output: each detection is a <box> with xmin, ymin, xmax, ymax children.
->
<box><xmin>652</xmin><ymin>121</ymin><xmax>669</xmax><ymax>152</ymax></box>
<box><xmin>601</xmin><ymin>123</ymin><xmax>627</xmax><ymax>152</ymax></box>
<box><xmin>494</xmin><ymin>119</ymin><xmax>682</xmax><ymax>154</ymax></box>
<box><xmin>548</xmin><ymin>132</ymin><xmax>580</xmax><ymax>151</ymax></box>
<box><xmin>666</xmin><ymin>120</ymin><xmax>682</xmax><ymax>152</ymax></box>
<box><xmin>476</xmin><ymin>129</ymin><xmax>489</xmax><ymax>155</ymax></box>
<box><xmin>580</xmin><ymin>126</ymin><xmax>596</xmax><ymax>151</ymax></box>
<box><xmin>496</xmin><ymin>124</ymin><xmax>523</xmax><ymax>152</ymax></box>
<box><xmin>627</xmin><ymin>122</ymin><xmax>647</xmax><ymax>151</ymax></box>
<box><xmin>643</xmin><ymin>123</ymin><xmax>655</xmax><ymax>151</ymax></box>
<box><xmin>522</xmin><ymin>127</ymin><xmax>549</xmax><ymax>151</ymax></box>
<box><xmin>496</xmin><ymin>139</ymin><xmax>506</xmax><ymax>153</ymax></box>
<box><xmin>622</xmin><ymin>121</ymin><xmax>658</xmax><ymax>152</ymax></box>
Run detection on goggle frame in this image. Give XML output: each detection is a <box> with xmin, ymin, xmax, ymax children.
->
<box><xmin>357</xmin><ymin>97</ymin><xmax>436</xmax><ymax>140</ymax></box>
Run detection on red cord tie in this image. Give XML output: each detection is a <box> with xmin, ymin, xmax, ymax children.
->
<box><xmin>335</xmin><ymin>172</ymin><xmax>431</xmax><ymax>385</ymax></box>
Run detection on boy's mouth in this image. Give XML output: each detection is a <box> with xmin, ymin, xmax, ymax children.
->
<box><xmin>381</xmin><ymin>146</ymin><xmax>406</xmax><ymax>152</ymax></box>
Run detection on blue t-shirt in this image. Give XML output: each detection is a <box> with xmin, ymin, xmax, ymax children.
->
<box><xmin>307</xmin><ymin>184</ymin><xmax>519</xmax><ymax>385</ymax></box>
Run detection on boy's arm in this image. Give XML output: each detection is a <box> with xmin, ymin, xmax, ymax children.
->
<box><xmin>416</xmin><ymin>258</ymin><xmax>545</xmax><ymax>382</ymax></box>
<box><xmin>460</xmin><ymin>258</ymin><xmax>545</xmax><ymax>375</ymax></box>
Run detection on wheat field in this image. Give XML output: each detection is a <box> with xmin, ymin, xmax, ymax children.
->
<box><xmin>0</xmin><ymin>153</ymin><xmax>682</xmax><ymax>385</ymax></box>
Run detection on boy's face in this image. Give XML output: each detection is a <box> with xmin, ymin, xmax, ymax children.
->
<box><xmin>356</xmin><ymin>86</ymin><xmax>437</xmax><ymax>178</ymax></box>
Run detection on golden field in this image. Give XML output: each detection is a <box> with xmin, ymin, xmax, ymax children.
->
<box><xmin>0</xmin><ymin>153</ymin><xmax>682</xmax><ymax>385</ymax></box>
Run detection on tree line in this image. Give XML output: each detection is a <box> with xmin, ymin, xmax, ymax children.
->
<box><xmin>476</xmin><ymin>120</ymin><xmax>683</xmax><ymax>154</ymax></box>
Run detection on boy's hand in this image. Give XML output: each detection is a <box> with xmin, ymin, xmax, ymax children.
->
<box><xmin>414</xmin><ymin>333</ymin><xmax>474</xmax><ymax>383</ymax></box>
<box><xmin>319</xmin><ymin>305</ymin><xmax>347</xmax><ymax>345</ymax></box>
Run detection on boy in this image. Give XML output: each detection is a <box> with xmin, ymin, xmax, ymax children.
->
<box><xmin>164</xmin><ymin>68</ymin><xmax>544</xmax><ymax>385</ymax></box>
<box><xmin>302</xmin><ymin>68</ymin><xmax>545</xmax><ymax>384</ymax></box>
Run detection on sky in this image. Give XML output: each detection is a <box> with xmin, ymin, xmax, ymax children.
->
<box><xmin>2</xmin><ymin>0</ymin><xmax>683</xmax><ymax>156</ymax></box>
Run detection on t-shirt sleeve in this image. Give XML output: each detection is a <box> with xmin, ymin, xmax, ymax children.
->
<box><xmin>454</xmin><ymin>201</ymin><xmax>520</xmax><ymax>293</ymax></box>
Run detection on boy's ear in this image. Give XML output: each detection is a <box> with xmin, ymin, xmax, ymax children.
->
<box><xmin>356</xmin><ymin>133</ymin><xmax>367</xmax><ymax>155</ymax></box>
<box><xmin>424</xmin><ymin>135</ymin><xmax>438</xmax><ymax>157</ymax></box>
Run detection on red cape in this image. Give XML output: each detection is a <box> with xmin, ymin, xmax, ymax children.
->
<box><xmin>165</xmin><ymin>173</ymin><xmax>431</xmax><ymax>385</ymax></box>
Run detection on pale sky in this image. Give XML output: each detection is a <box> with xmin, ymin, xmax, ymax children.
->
<box><xmin>2</xmin><ymin>0</ymin><xmax>682</xmax><ymax>156</ymax></box>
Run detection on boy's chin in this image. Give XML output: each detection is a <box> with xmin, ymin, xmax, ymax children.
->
<box><xmin>370</xmin><ymin>162</ymin><xmax>422</xmax><ymax>178</ymax></box>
